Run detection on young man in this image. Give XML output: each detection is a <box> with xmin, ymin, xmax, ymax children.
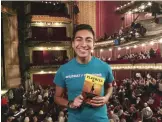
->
<box><xmin>54</xmin><ymin>24</ymin><xmax>114</xmax><ymax>122</ymax></box>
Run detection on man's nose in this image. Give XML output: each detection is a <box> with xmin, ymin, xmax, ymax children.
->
<box><xmin>80</xmin><ymin>40</ymin><xmax>87</xmax><ymax>46</ymax></box>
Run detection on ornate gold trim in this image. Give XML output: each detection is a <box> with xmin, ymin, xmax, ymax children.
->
<box><xmin>111</xmin><ymin>63</ymin><xmax>162</xmax><ymax>70</ymax></box>
<box><xmin>31</xmin><ymin>15</ymin><xmax>72</xmax><ymax>23</ymax></box>
<box><xmin>77</xmin><ymin>1</ymin><xmax>96</xmax><ymax>34</ymax></box>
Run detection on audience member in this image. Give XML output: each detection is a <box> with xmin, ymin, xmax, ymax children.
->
<box><xmin>2</xmin><ymin>72</ymin><xmax>162</xmax><ymax>122</ymax></box>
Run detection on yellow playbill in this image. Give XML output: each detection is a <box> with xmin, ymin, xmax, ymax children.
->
<box><xmin>82</xmin><ymin>74</ymin><xmax>105</xmax><ymax>103</ymax></box>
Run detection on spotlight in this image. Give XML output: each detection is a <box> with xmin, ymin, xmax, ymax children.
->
<box><xmin>100</xmin><ymin>49</ymin><xmax>103</xmax><ymax>52</ymax></box>
<box><xmin>109</xmin><ymin>48</ymin><xmax>112</xmax><ymax>51</ymax></box>
<box><xmin>140</xmin><ymin>5</ymin><xmax>145</xmax><ymax>10</ymax></box>
<box><xmin>127</xmin><ymin>11</ymin><xmax>132</xmax><ymax>14</ymax></box>
<box><xmin>134</xmin><ymin>9</ymin><xmax>138</xmax><ymax>12</ymax></box>
<box><xmin>127</xmin><ymin>2</ymin><xmax>131</xmax><ymax>5</ymax></box>
<box><xmin>141</xmin><ymin>44</ymin><xmax>146</xmax><ymax>47</ymax></box>
<box><xmin>55</xmin><ymin>47</ymin><xmax>61</xmax><ymax>50</ymax></box>
<box><xmin>148</xmin><ymin>2</ymin><xmax>152</xmax><ymax>6</ymax></box>
<box><xmin>118</xmin><ymin>47</ymin><xmax>121</xmax><ymax>50</ymax></box>
<box><xmin>150</xmin><ymin>41</ymin><xmax>154</xmax><ymax>45</ymax></box>
<box><xmin>159</xmin><ymin>38</ymin><xmax>162</xmax><ymax>43</ymax></box>
<box><xmin>47</xmin><ymin>22</ymin><xmax>51</xmax><ymax>26</ymax></box>
<box><xmin>130</xmin><ymin>31</ymin><xmax>133</xmax><ymax>34</ymax></box>
<box><xmin>39</xmin><ymin>47</ymin><xmax>44</xmax><ymax>50</ymax></box>
<box><xmin>48</xmin><ymin>47</ymin><xmax>52</xmax><ymax>50</ymax></box>
<box><xmin>40</xmin><ymin>70</ymin><xmax>44</xmax><ymax>74</ymax></box>
<box><xmin>126</xmin><ymin>47</ymin><xmax>129</xmax><ymax>50</ymax></box>
<box><xmin>116</xmin><ymin>7</ymin><xmax>120</xmax><ymax>10</ymax></box>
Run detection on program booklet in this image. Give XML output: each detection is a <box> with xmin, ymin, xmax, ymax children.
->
<box><xmin>82</xmin><ymin>74</ymin><xmax>105</xmax><ymax>104</ymax></box>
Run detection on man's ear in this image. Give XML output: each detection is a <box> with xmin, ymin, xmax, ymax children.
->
<box><xmin>93</xmin><ymin>39</ymin><xmax>95</xmax><ymax>49</ymax></box>
<box><xmin>72</xmin><ymin>41</ymin><xmax>74</xmax><ymax>49</ymax></box>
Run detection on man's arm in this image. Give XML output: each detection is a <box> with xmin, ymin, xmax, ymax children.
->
<box><xmin>105</xmin><ymin>83</ymin><xmax>113</xmax><ymax>101</ymax></box>
<box><xmin>54</xmin><ymin>85</ymin><xmax>69</xmax><ymax>107</ymax></box>
<box><xmin>54</xmin><ymin>85</ymin><xmax>84</xmax><ymax>108</ymax></box>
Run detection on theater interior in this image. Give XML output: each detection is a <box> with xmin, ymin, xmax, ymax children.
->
<box><xmin>1</xmin><ymin>1</ymin><xmax>162</xmax><ymax>122</ymax></box>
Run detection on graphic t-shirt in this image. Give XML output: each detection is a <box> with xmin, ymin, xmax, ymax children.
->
<box><xmin>54</xmin><ymin>56</ymin><xmax>114</xmax><ymax>122</ymax></box>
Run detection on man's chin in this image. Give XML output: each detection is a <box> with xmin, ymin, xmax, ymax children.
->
<box><xmin>78</xmin><ymin>56</ymin><xmax>88</xmax><ymax>58</ymax></box>
<box><xmin>77</xmin><ymin>54</ymin><xmax>90</xmax><ymax>58</ymax></box>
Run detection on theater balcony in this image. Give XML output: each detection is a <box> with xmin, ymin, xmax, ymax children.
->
<box><xmin>21</xmin><ymin>1</ymin><xmax>74</xmax><ymax>76</ymax></box>
<box><xmin>24</xmin><ymin>1</ymin><xmax>73</xmax><ymax>46</ymax></box>
<box><xmin>95</xmin><ymin>1</ymin><xmax>162</xmax><ymax>49</ymax></box>
<box><xmin>24</xmin><ymin>1</ymin><xmax>71</xmax><ymax>18</ymax></box>
<box><xmin>28</xmin><ymin>46</ymin><xmax>73</xmax><ymax>69</ymax></box>
<box><xmin>24</xmin><ymin>15</ymin><xmax>73</xmax><ymax>45</ymax></box>
<box><xmin>94</xmin><ymin>2</ymin><xmax>162</xmax><ymax>75</ymax></box>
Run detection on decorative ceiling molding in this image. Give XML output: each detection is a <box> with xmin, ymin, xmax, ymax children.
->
<box><xmin>31</xmin><ymin>15</ymin><xmax>72</xmax><ymax>23</ymax></box>
<box><xmin>29</xmin><ymin>63</ymin><xmax>162</xmax><ymax>71</ymax></box>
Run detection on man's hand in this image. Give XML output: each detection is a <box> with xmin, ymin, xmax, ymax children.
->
<box><xmin>70</xmin><ymin>95</ymin><xmax>84</xmax><ymax>108</ymax></box>
<box><xmin>89</xmin><ymin>96</ymin><xmax>109</xmax><ymax>107</ymax></box>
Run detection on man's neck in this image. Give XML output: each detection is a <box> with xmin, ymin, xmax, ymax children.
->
<box><xmin>76</xmin><ymin>56</ymin><xmax>92</xmax><ymax>64</ymax></box>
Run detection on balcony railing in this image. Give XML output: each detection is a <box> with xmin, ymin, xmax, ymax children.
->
<box><xmin>106</xmin><ymin>57</ymin><xmax>162</xmax><ymax>64</ymax></box>
<box><xmin>30</xmin><ymin>61</ymin><xmax>68</xmax><ymax>68</ymax></box>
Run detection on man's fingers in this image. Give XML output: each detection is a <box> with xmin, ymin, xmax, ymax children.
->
<box><xmin>76</xmin><ymin>99</ymin><xmax>83</xmax><ymax>103</ymax></box>
<box><xmin>92</xmin><ymin>96</ymin><xmax>104</xmax><ymax>100</ymax></box>
<box><xmin>90</xmin><ymin>99</ymin><xmax>104</xmax><ymax>104</ymax></box>
<box><xmin>78</xmin><ymin>95</ymin><xmax>84</xmax><ymax>100</ymax></box>
<box><xmin>73</xmin><ymin>102</ymin><xmax>82</xmax><ymax>107</ymax></box>
<box><xmin>90</xmin><ymin>102</ymin><xmax>103</xmax><ymax>107</ymax></box>
<box><xmin>71</xmin><ymin>103</ymin><xmax>78</xmax><ymax>108</ymax></box>
<box><xmin>73</xmin><ymin>99</ymin><xmax>83</xmax><ymax>107</ymax></box>
<box><xmin>71</xmin><ymin>95</ymin><xmax>85</xmax><ymax>109</ymax></box>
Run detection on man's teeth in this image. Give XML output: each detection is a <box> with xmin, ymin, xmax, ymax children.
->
<box><xmin>80</xmin><ymin>49</ymin><xmax>87</xmax><ymax>51</ymax></box>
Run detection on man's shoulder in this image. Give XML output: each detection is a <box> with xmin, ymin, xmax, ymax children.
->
<box><xmin>93</xmin><ymin>57</ymin><xmax>110</xmax><ymax>67</ymax></box>
<box><xmin>59</xmin><ymin>58</ymin><xmax>75</xmax><ymax>69</ymax></box>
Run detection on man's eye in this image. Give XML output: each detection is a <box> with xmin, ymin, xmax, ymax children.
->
<box><xmin>87</xmin><ymin>40</ymin><xmax>93</xmax><ymax>42</ymax></box>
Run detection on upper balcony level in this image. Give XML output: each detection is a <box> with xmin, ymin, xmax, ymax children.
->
<box><xmin>24</xmin><ymin>1</ymin><xmax>71</xmax><ymax>18</ymax></box>
<box><xmin>24</xmin><ymin>1</ymin><xmax>73</xmax><ymax>44</ymax></box>
<box><xmin>95</xmin><ymin>1</ymin><xmax>162</xmax><ymax>49</ymax></box>
<box><xmin>25</xmin><ymin>26</ymin><xmax>72</xmax><ymax>43</ymax></box>
<box><xmin>95</xmin><ymin>15</ymin><xmax>162</xmax><ymax>49</ymax></box>
<box><xmin>25</xmin><ymin>18</ymin><xmax>73</xmax><ymax>44</ymax></box>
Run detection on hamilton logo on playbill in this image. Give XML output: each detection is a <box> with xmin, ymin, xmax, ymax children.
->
<box><xmin>82</xmin><ymin>74</ymin><xmax>105</xmax><ymax>104</ymax></box>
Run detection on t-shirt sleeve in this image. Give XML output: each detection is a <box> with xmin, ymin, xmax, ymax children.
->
<box><xmin>53</xmin><ymin>67</ymin><xmax>66</xmax><ymax>88</ymax></box>
<box><xmin>106</xmin><ymin>64</ymin><xmax>114</xmax><ymax>83</ymax></box>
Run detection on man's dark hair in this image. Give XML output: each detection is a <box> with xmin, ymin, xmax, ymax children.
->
<box><xmin>72</xmin><ymin>24</ymin><xmax>95</xmax><ymax>41</ymax></box>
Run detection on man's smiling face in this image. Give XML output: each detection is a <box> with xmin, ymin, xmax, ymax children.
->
<box><xmin>72</xmin><ymin>30</ymin><xmax>94</xmax><ymax>59</ymax></box>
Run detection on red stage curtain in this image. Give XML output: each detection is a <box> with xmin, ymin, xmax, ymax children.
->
<box><xmin>32</xmin><ymin>51</ymin><xmax>44</xmax><ymax>64</ymax></box>
<box><xmin>43</xmin><ymin>51</ymin><xmax>52</xmax><ymax>64</ymax></box>
<box><xmin>33</xmin><ymin>74</ymin><xmax>55</xmax><ymax>86</ymax></box>
<box><xmin>31</xmin><ymin>27</ymin><xmax>67</xmax><ymax>41</ymax></box>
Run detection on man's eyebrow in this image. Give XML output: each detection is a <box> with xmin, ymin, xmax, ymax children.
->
<box><xmin>75</xmin><ymin>36</ymin><xmax>82</xmax><ymax>39</ymax></box>
<box><xmin>75</xmin><ymin>36</ymin><xmax>93</xmax><ymax>39</ymax></box>
<box><xmin>86</xmin><ymin>37</ymin><xmax>93</xmax><ymax>39</ymax></box>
